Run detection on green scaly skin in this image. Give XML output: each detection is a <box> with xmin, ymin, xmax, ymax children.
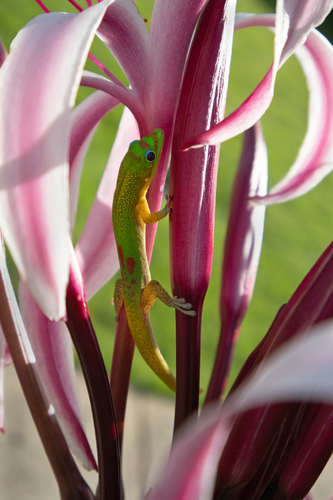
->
<box><xmin>112</xmin><ymin>129</ymin><xmax>195</xmax><ymax>391</ymax></box>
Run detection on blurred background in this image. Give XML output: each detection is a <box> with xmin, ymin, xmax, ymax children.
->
<box><xmin>0</xmin><ymin>0</ymin><xmax>333</xmax><ymax>399</ymax></box>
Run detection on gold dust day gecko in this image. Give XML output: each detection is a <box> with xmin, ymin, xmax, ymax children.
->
<box><xmin>112</xmin><ymin>129</ymin><xmax>196</xmax><ymax>391</ymax></box>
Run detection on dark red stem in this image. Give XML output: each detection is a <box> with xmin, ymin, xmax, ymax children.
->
<box><xmin>110</xmin><ymin>306</ymin><xmax>135</xmax><ymax>451</ymax></box>
<box><xmin>66</xmin><ymin>262</ymin><xmax>121</xmax><ymax>500</ymax></box>
<box><xmin>174</xmin><ymin>302</ymin><xmax>202</xmax><ymax>432</ymax></box>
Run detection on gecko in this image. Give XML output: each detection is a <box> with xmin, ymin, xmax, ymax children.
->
<box><xmin>112</xmin><ymin>128</ymin><xmax>196</xmax><ymax>391</ymax></box>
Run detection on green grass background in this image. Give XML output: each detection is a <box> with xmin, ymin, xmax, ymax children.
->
<box><xmin>1</xmin><ymin>0</ymin><xmax>333</xmax><ymax>397</ymax></box>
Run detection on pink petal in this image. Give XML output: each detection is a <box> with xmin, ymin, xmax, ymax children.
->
<box><xmin>69</xmin><ymin>90</ymin><xmax>119</xmax><ymax>228</ymax></box>
<box><xmin>278</xmin><ymin>0</ymin><xmax>333</xmax><ymax>65</ymax></box>
<box><xmin>81</xmin><ymin>70</ymin><xmax>147</xmax><ymax>135</ymax></box>
<box><xmin>97</xmin><ymin>0</ymin><xmax>149</xmax><ymax>100</ymax></box>
<box><xmin>75</xmin><ymin>106</ymin><xmax>139</xmax><ymax>300</ymax></box>
<box><xmin>183</xmin><ymin>1</ymin><xmax>333</xmax><ymax>149</ymax></box>
<box><xmin>148</xmin><ymin>412</ymin><xmax>231</xmax><ymax>500</ymax></box>
<box><xmin>253</xmin><ymin>30</ymin><xmax>333</xmax><ymax>204</ymax></box>
<box><xmin>18</xmin><ymin>280</ymin><xmax>97</xmax><ymax>471</ymax></box>
<box><xmin>225</xmin><ymin>319</ymin><xmax>333</xmax><ymax>414</ymax></box>
<box><xmin>153</xmin><ymin>318</ymin><xmax>333</xmax><ymax>500</ymax></box>
<box><xmin>145</xmin><ymin>0</ymin><xmax>206</xmax><ymax>135</ymax></box>
<box><xmin>221</xmin><ymin>123</ymin><xmax>267</xmax><ymax>325</ymax></box>
<box><xmin>0</xmin><ymin>2</ymin><xmax>113</xmax><ymax>319</ymax></box>
<box><xmin>206</xmin><ymin>123</ymin><xmax>267</xmax><ymax>402</ymax></box>
<box><xmin>142</xmin><ymin>0</ymin><xmax>208</xmax><ymax>260</ymax></box>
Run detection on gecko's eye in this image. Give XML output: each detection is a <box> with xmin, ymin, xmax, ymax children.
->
<box><xmin>145</xmin><ymin>150</ymin><xmax>156</xmax><ymax>162</ymax></box>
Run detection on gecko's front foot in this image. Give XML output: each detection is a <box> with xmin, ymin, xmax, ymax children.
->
<box><xmin>161</xmin><ymin>193</ymin><xmax>171</xmax><ymax>215</ymax></box>
<box><xmin>172</xmin><ymin>297</ymin><xmax>197</xmax><ymax>316</ymax></box>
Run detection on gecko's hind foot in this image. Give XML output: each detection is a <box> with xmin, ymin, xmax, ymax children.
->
<box><xmin>172</xmin><ymin>297</ymin><xmax>197</xmax><ymax>316</ymax></box>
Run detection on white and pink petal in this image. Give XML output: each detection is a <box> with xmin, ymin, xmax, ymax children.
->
<box><xmin>69</xmin><ymin>89</ymin><xmax>120</xmax><ymax>229</ymax></box>
<box><xmin>97</xmin><ymin>0</ymin><xmax>149</xmax><ymax>100</ymax></box>
<box><xmin>183</xmin><ymin>1</ymin><xmax>333</xmax><ymax>149</ymax></box>
<box><xmin>81</xmin><ymin>70</ymin><xmax>146</xmax><ymax>135</ymax></box>
<box><xmin>18</xmin><ymin>280</ymin><xmax>97</xmax><ymax>471</ymax></box>
<box><xmin>253</xmin><ymin>30</ymin><xmax>333</xmax><ymax>204</ymax></box>
<box><xmin>145</xmin><ymin>0</ymin><xmax>206</xmax><ymax>136</ymax></box>
<box><xmin>0</xmin><ymin>1</ymin><xmax>113</xmax><ymax>320</ymax></box>
<box><xmin>153</xmin><ymin>318</ymin><xmax>333</xmax><ymax>500</ymax></box>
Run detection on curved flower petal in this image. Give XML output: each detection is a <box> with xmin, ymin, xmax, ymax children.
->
<box><xmin>0</xmin><ymin>1</ymin><xmax>113</xmax><ymax>319</ymax></box>
<box><xmin>70</xmin><ymin>90</ymin><xmax>119</xmax><ymax>228</ymax></box>
<box><xmin>148</xmin><ymin>411</ymin><xmax>231</xmax><ymax>500</ymax></box>
<box><xmin>213</xmin><ymin>240</ymin><xmax>333</xmax><ymax>495</ymax></box>
<box><xmin>97</xmin><ymin>0</ymin><xmax>149</xmax><ymax>100</ymax></box>
<box><xmin>206</xmin><ymin>123</ymin><xmax>267</xmax><ymax>403</ymax></box>
<box><xmin>18</xmin><ymin>280</ymin><xmax>97</xmax><ymax>471</ymax></box>
<box><xmin>253</xmin><ymin>30</ymin><xmax>333</xmax><ymax>204</ymax></box>
<box><xmin>81</xmin><ymin>70</ymin><xmax>146</xmax><ymax>134</ymax></box>
<box><xmin>221</xmin><ymin>123</ymin><xmax>267</xmax><ymax>331</ymax></box>
<box><xmin>252</xmin><ymin>240</ymin><xmax>333</xmax><ymax>367</ymax></box>
<box><xmin>145</xmin><ymin>0</ymin><xmax>206</xmax><ymax>134</ymax></box>
<box><xmin>182</xmin><ymin>1</ymin><xmax>333</xmax><ymax>149</ymax></box>
<box><xmin>153</xmin><ymin>319</ymin><xmax>333</xmax><ymax>500</ymax></box>
<box><xmin>140</xmin><ymin>0</ymin><xmax>209</xmax><ymax>230</ymax></box>
<box><xmin>278</xmin><ymin>0</ymin><xmax>333</xmax><ymax>65</ymax></box>
<box><xmin>226</xmin><ymin>319</ymin><xmax>333</xmax><ymax>413</ymax></box>
<box><xmin>75</xmin><ymin>106</ymin><xmax>139</xmax><ymax>300</ymax></box>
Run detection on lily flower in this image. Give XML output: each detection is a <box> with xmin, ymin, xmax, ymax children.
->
<box><xmin>1</xmin><ymin>0</ymin><xmax>333</xmax><ymax>499</ymax></box>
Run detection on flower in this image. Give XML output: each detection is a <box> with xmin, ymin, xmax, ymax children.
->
<box><xmin>0</xmin><ymin>0</ymin><xmax>333</xmax><ymax>499</ymax></box>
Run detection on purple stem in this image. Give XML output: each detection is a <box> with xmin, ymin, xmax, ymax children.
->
<box><xmin>110</xmin><ymin>307</ymin><xmax>135</xmax><ymax>451</ymax></box>
<box><xmin>66</xmin><ymin>262</ymin><xmax>121</xmax><ymax>500</ymax></box>
<box><xmin>170</xmin><ymin>0</ymin><xmax>234</xmax><ymax>430</ymax></box>
<box><xmin>205</xmin><ymin>319</ymin><xmax>240</xmax><ymax>404</ymax></box>
<box><xmin>174</xmin><ymin>304</ymin><xmax>203</xmax><ymax>431</ymax></box>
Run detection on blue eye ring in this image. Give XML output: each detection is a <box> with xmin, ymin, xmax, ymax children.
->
<box><xmin>145</xmin><ymin>150</ymin><xmax>156</xmax><ymax>162</ymax></box>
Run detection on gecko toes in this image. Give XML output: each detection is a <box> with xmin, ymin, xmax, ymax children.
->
<box><xmin>173</xmin><ymin>296</ymin><xmax>186</xmax><ymax>304</ymax></box>
<box><xmin>172</xmin><ymin>297</ymin><xmax>197</xmax><ymax>316</ymax></box>
<box><xmin>184</xmin><ymin>310</ymin><xmax>197</xmax><ymax>317</ymax></box>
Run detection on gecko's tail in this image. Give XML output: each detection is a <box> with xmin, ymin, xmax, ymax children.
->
<box><xmin>145</xmin><ymin>346</ymin><xmax>176</xmax><ymax>392</ymax></box>
<box><xmin>127</xmin><ymin>312</ymin><xmax>176</xmax><ymax>392</ymax></box>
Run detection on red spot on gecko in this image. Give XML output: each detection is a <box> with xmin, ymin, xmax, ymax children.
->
<box><xmin>139</xmin><ymin>140</ymin><xmax>149</xmax><ymax>149</ymax></box>
<box><xmin>126</xmin><ymin>257</ymin><xmax>136</xmax><ymax>275</ymax></box>
<box><xmin>130</xmin><ymin>278</ymin><xmax>136</xmax><ymax>285</ymax></box>
<box><xmin>118</xmin><ymin>245</ymin><xmax>125</xmax><ymax>268</ymax></box>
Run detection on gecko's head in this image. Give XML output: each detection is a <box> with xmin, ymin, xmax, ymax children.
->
<box><xmin>127</xmin><ymin>129</ymin><xmax>164</xmax><ymax>191</ymax></box>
